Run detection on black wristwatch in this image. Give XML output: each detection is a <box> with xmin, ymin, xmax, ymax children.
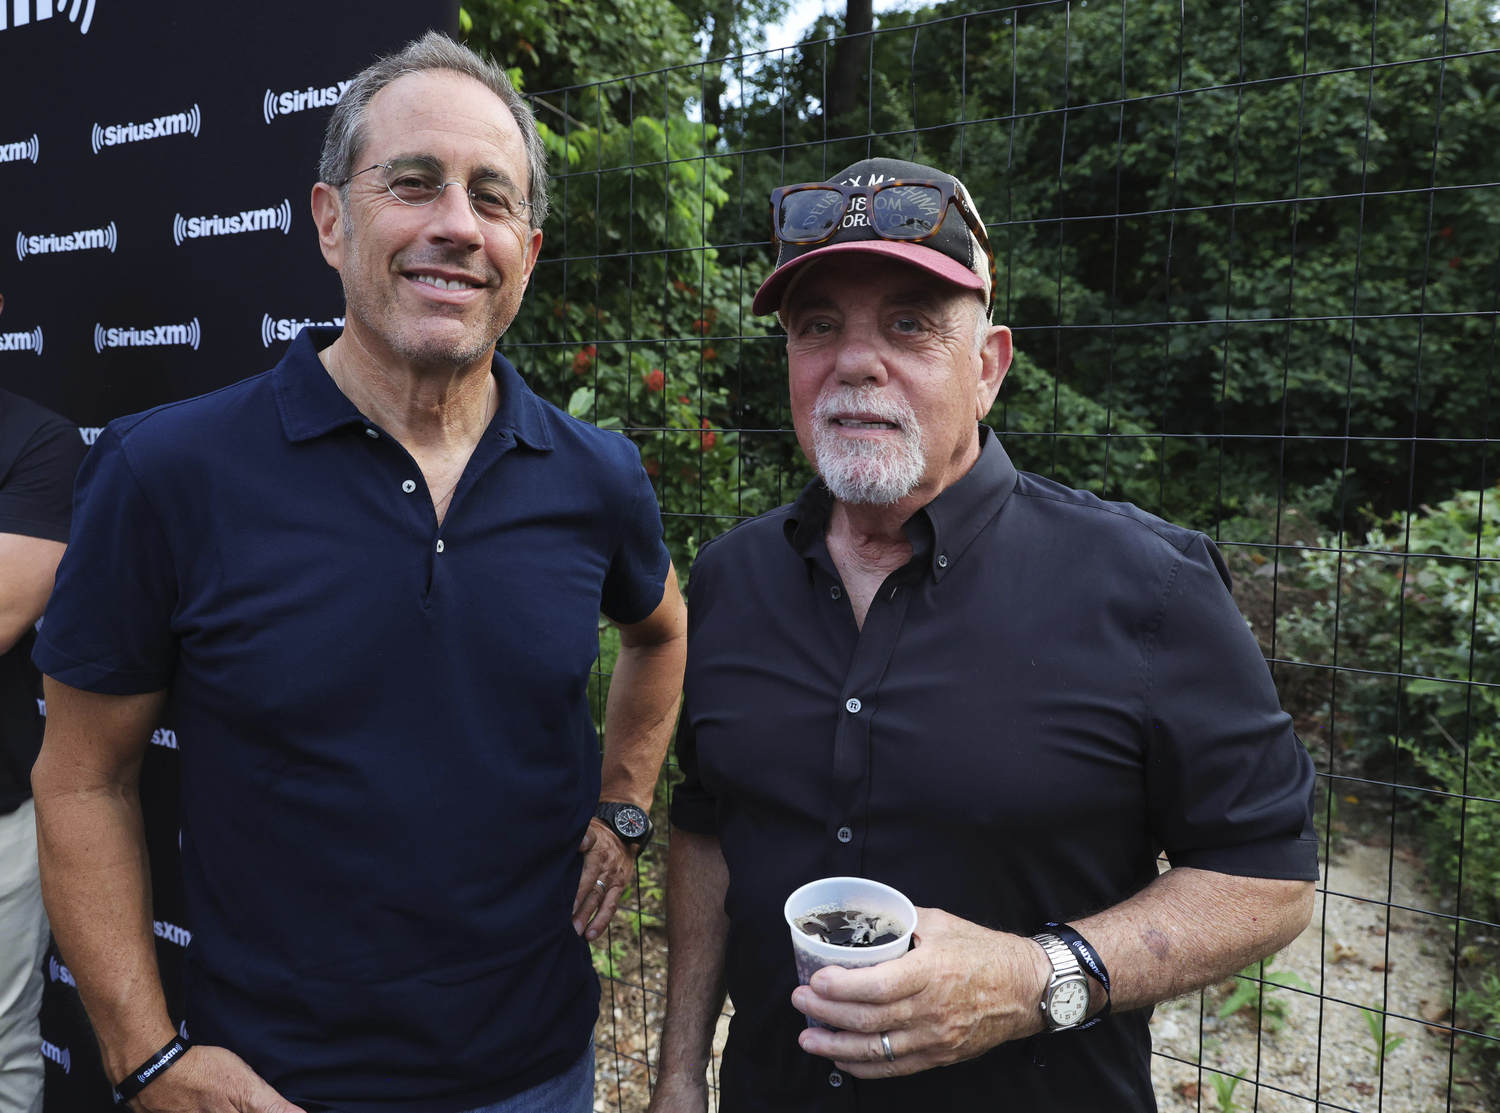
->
<box><xmin>594</xmin><ymin>802</ymin><xmax>653</xmax><ymax>854</ymax></box>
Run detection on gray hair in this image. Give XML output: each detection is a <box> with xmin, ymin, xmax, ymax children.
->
<box><xmin>318</xmin><ymin>31</ymin><xmax>549</xmax><ymax>229</ymax></box>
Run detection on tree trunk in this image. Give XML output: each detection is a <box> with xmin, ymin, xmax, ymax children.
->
<box><xmin>826</xmin><ymin>0</ymin><xmax>875</xmax><ymax>124</ymax></box>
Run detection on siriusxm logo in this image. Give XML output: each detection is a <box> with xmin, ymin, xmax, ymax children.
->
<box><xmin>0</xmin><ymin>0</ymin><xmax>97</xmax><ymax>35</ymax></box>
<box><xmin>261</xmin><ymin>314</ymin><xmax>344</xmax><ymax>347</ymax></box>
<box><xmin>80</xmin><ymin>427</ymin><xmax>103</xmax><ymax>444</ymax></box>
<box><xmin>92</xmin><ymin>105</ymin><xmax>200</xmax><ymax>154</ymax></box>
<box><xmin>41</xmin><ymin>1039</ymin><xmax>71</xmax><ymax>1075</ymax></box>
<box><xmin>95</xmin><ymin>319</ymin><xmax>201</xmax><ymax>353</ymax></box>
<box><xmin>151</xmin><ymin>727</ymin><xmax>178</xmax><ymax>749</ymax></box>
<box><xmin>173</xmin><ymin>200</ymin><xmax>290</xmax><ymax>245</ymax></box>
<box><xmin>48</xmin><ymin>956</ymin><xmax>75</xmax><ymax>987</ymax></box>
<box><xmin>262</xmin><ymin>79</ymin><xmax>353</xmax><ymax>124</ymax></box>
<box><xmin>15</xmin><ymin>221</ymin><xmax>117</xmax><ymax>260</ymax></box>
<box><xmin>0</xmin><ymin>134</ymin><xmax>39</xmax><ymax>164</ymax></box>
<box><xmin>154</xmin><ymin>919</ymin><xmax>192</xmax><ymax>947</ymax></box>
<box><xmin>0</xmin><ymin>327</ymin><xmax>43</xmax><ymax>355</ymax></box>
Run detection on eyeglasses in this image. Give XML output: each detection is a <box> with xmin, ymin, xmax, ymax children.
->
<box><xmin>339</xmin><ymin>157</ymin><xmax>533</xmax><ymax>226</ymax></box>
<box><xmin>769</xmin><ymin>178</ymin><xmax>996</xmax><ymax>305</ymax></box>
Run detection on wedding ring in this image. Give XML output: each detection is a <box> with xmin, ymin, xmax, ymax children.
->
<box><xmin>880</xmin><ymin>1031</ymin><xmax>895</xmax><ymax>1062</ymax></box>
<box><xmin>595</xmin><ymin>878</ymin><xmax>608</xmax><ymax>894</ymax></box>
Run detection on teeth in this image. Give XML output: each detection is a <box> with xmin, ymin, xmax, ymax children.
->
<box><xmin>413</xmin><ymin>274</ymin><xmax>477</xmax><ymax>291</ymax></box>
<box><xmin>836</xmin><ymin>419</ymin><xmax>897</xmax><ymax>429</ymax></box>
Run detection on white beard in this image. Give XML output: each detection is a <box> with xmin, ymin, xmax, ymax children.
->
<box><xmin>811</xmin><ymin>386</ymin><xmax>925</xmax><ymax>506</ymax></box>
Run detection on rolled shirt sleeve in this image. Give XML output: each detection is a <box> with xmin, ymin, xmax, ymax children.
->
<box><xmin>1144</xmin><ymin>534</ymin><xmax>1320</xmax><ymax>880</ymax></box>
<box><xmin>32</xmin><ymin>426</ymin><xmax>179</xmax><ymax>694</ymax></box>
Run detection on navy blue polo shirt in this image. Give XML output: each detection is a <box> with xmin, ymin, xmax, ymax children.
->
<box><xmin>35</xmin><ymin>329</ymin><xmax>670</xmax><ymax>1113</ymax></box>
<box><xmin>672</xmin><ymin>427</ymin><xmax>1317</xmax><ymax>1112</ymax></box>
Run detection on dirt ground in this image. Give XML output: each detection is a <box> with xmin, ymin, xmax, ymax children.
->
<box><xmin>590</xmin><ymin>839</ymin><xmax>1486</xmax><ymax>1112</ymax></box>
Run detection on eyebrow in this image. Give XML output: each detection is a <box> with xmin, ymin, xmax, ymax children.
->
<box><xmin>393</xmin><ymin>153</ymin><xmax>519</xmax><ymax>187</ymax></box>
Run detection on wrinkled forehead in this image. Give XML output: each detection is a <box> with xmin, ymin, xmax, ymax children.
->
<box><xmin>359</xmin><ymin>70</ymin><xmax>525</xmax><ymax>175</ymax></box>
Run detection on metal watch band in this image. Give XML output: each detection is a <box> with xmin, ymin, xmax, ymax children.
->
<box><xmin>1031</xmin><ymin>932</ymin><xmax>1088</xmax><ymax>1032</ymax></box>
<box><xmin>111</xmin><ymin>1036</ymin><xmax>191</xmax><ymax>1105</ymax></box>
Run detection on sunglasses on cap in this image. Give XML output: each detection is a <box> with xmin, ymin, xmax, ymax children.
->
<box><xmin>768</xmin><ymin>178</ymin><xmax>996</xmax><ymax>304</ymax></box>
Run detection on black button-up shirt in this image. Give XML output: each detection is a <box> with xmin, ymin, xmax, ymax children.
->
<box><xmin>671</xmin><ymin>427</ymin><xmax>1317</xmax><ymax>1112</ymax></box>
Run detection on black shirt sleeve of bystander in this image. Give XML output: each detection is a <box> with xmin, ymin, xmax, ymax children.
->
<box><xmin>1142</xmin><ymin>533</ymin><xmax>1320</xmax><ymax>880</ymax></box>
<box><xmin>668</xmin><ymin>550</ymin><xmax>718</xmax><ymax>836</ymax></box>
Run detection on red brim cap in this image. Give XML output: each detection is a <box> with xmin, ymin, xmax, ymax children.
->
<box><xmin>752</xmin><ymin>239</ymin><xmax>987</xmax><ymax>316</ymax></box>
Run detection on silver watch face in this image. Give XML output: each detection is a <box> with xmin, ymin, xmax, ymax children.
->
<box><xmin>614</xmin><ymin>805</ymin><xmax>648</xmax><ymax>840</ymax></box>
<box><xmin>1048</xmin><ymin>978</ymin><xmax>1090</xmax><ymax>1026</ymax></box>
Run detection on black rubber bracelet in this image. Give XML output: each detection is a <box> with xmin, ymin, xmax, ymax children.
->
<box><xmin>1044</xmin><ymin>922</ymin><xmax>1112</xmax><ymax>1028</ymax></box>
<box><xmin>112</xmin><ymin>1037</ymin><xmax>190</xmax><ymax>1105</ymax></box>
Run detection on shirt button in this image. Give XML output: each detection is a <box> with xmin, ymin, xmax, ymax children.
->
<box><xmin>937</xmin><ymin>553</ymin><xmax>949</xmax><ymax>568</ymax></box>
<box><xmin>402</xmin><ymin>479</ymin><xmax>416</xmax><ymax>493</ymax></box>
<box><xmin>845</xmin><ymin>697</ymin><xmax>861</xmax><ymax>714</ymax></box>
<box><xmin>829</xmin><ymin>1070</ymin><xmax>844</xmax><ymax>1087</ymax></box>
<box><xmin>830</xmin><ymin>585</ymin><xmax>842</xmax><ymax>600</ymax></box>
<box><xmin>436</xmin><ymin>540</ymin><xmax>445</xmax><ymax>553</ymax></box>
<box><xmin>837</xmin><ymin>826</ymin><xmax>852</xmax><ymax>843</ymax></box>
<box><xmin>365</xmin><ymin>428</ymin><xmax>379</xmax><ymax>439</ymax></box>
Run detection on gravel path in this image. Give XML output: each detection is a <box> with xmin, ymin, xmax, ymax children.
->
<box><xmin>1151</xmin><ymin>842</ymin><xmax>1482</xmax><ymax>1112</ymax></box>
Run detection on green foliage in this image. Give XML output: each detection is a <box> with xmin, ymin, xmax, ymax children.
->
<box><xmin>1360</xmin><ymin>1006</ymin><xmax>1406</xmax><ymax>1070</ymax></box>
<box><xmin>1216</xmin><ymin>952</ymin><xmax>1314</xmax><ymax>1030</ymax></box>
<box><xmin>1208</xmin><ymin>1070</ymin><xmax>1243</xmax><ymax>1112</ymax></box>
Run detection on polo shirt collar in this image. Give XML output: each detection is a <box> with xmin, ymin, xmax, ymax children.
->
<box><xmin>785</xmin><ymin>424</ymin><xmax>1019</xmax><ymax>582</ymax></box>
<box><xmin>273</xmin><ymin>327</ymin><xmax>554</xmax><ymax>451</ymax></box>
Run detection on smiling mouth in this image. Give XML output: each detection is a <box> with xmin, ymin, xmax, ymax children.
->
<box><xmin>407</xmin><ymin>273</ymin><xmax>484</xmax><ymax>291</ymax></box>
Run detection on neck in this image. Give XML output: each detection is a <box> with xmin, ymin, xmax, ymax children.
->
<box><xmin>318</xmin><ymin>321</ymin><xmax>497</xmax><ymax>449</ymax></box>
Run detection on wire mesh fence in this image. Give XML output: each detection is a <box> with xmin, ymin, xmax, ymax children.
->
<box><xmin>493</xmin><ymin>1</ymin><xmax>1500</xmax><ymax>1108</ymax></box>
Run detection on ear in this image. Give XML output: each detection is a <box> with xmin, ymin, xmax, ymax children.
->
<box><xmin>311</xmin><ymin>182</ymin><xmax>345</xmax><ymax>272</ymax></box>
<box><xmin>520</xmin><ymin>227</ymin><xmax>544</xmax><ymax>286</ymax></box>
<box><xmin>974</xmin><ymin>324</ymin><xmax>1013</xmax><ymax>419</ymax></box>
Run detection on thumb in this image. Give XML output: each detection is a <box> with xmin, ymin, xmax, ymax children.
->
<box><xmin>579</xmin><ymin>825</ymin><xmax>597</xmax><ymax>852</ymax></box>
<box><xmin>238</xmin><ymin>1076</ymin><xmax>307</xmax><ymax>1113</ymax></box>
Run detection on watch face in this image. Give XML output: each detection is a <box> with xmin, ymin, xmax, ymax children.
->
<box><xmin>1049</xmin><ymin>979</ymin><xmax>1090</xmax><ymax>1026</ymax></box>
<box><xmin>614</xmin><ymin>805</ymin><xmax>649</xmax><ymax>840</ymax></box>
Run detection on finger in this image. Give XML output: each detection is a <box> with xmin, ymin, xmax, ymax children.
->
<box><xmin>792</xmin><ymin>985</ymin><xmax>915</xmax><ymax>1034</ymax></box>
<box><xmin>834</xmin><ymin>1049</ymin><xmax>946</xmax><ymax>1080</ymax></box>
<box><xmin>573</xmin><ymin>877</ymin><xmax>609</xmax><ymax>935</ymax></box>
<box><xmin>798</xmin><ymin>1024</ymin><xmax>909</xmax><ymax>1064</ymax></box>
<box><xmin>807</xmin><ymin>951</ymin><xmax>928</xmax><ymax>1005</ymax></box>
<box><xmin>236</xmin><ymin>1071</ymin><xmax>309</xmax><ymax>1113</ymax></box>
<box><xmin>579</xmin><ymin>826</ymin><xmax>597</xmax><ymax>853</ymax></box>
<box><xmin>584</xmin><ymin>883</ymin><xmax>622</xmax><ymax>941</ymax></box>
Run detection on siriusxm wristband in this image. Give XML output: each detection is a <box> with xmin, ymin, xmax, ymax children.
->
<box><xmin>112</xmin><ymin>1036</ymin><xmax>190</xmax><ymax>1105</ymax></box>
<box><xmin>1044</xmin><ymin>922</ymin><xmax>1112</xmax><ymax>1029</ymax></box>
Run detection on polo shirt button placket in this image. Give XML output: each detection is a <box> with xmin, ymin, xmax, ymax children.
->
<box><xmin>845</xmin><ymin>698</ymin><xmax>861</xmax><ymax>714</ymax></box>
<box><xmin>365</xmin><ymin>428</ymin><xmax>379</xmax><ymax>439</ymax></box>
<box><xmin>402</xmin><ymin>479</ymin><xmax>416</xmax><ymax>494</ymax></box>
<box><xmin>828</xmin><ymin>1070</ymin><xmax>843</xmax><ymax>1087</ymax></box>
<box><xmin>837</xmin><ymin>826</ymin><xmax>852</xmax><ymax>843</ymax></box>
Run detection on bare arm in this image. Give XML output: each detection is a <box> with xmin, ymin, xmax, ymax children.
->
<box><xmin>572</xmin><ymin>565</ymin><xmax>688</xmax><ymax>940</ymax></box>
<box><xmin>0</xmin><ymin>532</ymin><xmax>65</xmax><ymax>653</ymax></box>
<box><xmin>795</xmin><ymin>866</ymin><xmax>1314</xmax><ymax>1078</ymax></box>
<box><xmin>647</xmin><ymin>828</ymin><xmax>731</xmax><ymax>1113</ymax></box>
<box><xmin>32</xmin><ymin>678</ymin><xmax>302</xmax><ymax>1112</ymax></box>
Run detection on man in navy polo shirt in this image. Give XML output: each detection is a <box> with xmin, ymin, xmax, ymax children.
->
<box><xmin>31</xmin><ymin>33</ymin><xmax>684</xmax><ymax>1113</ymax></box>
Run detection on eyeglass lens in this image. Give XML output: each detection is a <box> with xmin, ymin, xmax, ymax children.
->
<box><xmin>778</xmin><ymin>184</ymin><xmax>951</xmax><ymax>243</ymax></box>
<box><xmin>382</xmin><ymin>158</ymin><xmax>526</xmax><ymax>224</ymax></box>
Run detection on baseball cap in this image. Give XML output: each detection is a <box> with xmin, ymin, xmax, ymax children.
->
<box><xmin>751</xmin><ymin>156</ymin><xmax>993</xmax><ymax>316</ymax></box>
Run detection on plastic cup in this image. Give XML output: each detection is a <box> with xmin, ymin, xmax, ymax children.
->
<box><xmin>783</xmin><ymin>876</ymin><xmax>918</xmax><ymax>1029</ymax></box>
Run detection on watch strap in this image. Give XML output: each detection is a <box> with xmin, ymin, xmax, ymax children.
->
<box><xmin>111</xmin><ymin>1036</ymin><xmax>190</xmax><ymax>1105</ymax></box>
<box><xmin>593</xmin><ymin>802</ymin><xmax>652</xmax><ymax>848</ymax></box>
<box><xmin>1031</xmin><ymin>932</ymin><xmax>1088</xmax><ymax>1032</ymax></box>
<box><xmin>1045</xmin><ymin>921</ymin><xmax>1112</xmax><ymax>1027</ymax></box>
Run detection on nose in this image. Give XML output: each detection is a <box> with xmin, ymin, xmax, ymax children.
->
<box><xmin>832</xmin><ymin>329</ymin><xmax>888</xmax><ymax>389</ymax></box>
<box><xmin>422</xmin><ymin>181</ymin><xmax>485</xmax><ymax>247</ymax></box>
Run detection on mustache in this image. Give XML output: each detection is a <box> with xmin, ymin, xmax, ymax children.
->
<box><xmin>812</xmin><ymin>385</ymin><xmax>919</xmax><ymax>429</ymax></box>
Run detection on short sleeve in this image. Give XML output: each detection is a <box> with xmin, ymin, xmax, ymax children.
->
<box><xmin>599</xmin><ymin>458</ymin><xmax>670</xmax><ymax>625</ymax></box>
<box><xmin>1144</xmin><ymin>534</ymin><xmax>1319</xmax><ymax>880</ymax></box>
<box><xmin>668</xmin><ymin>554</ymin><xmax>718</xmax><ymax>834</ymax></box>
<box><xmin>32</xmin><ymin>427</ymin><xmax>179</xmax><ymax>694</ymax></box>
<box><xmin>0</xmin><ymin>421</ymin><xmax>87</xmax><ymax>544</ymax></box>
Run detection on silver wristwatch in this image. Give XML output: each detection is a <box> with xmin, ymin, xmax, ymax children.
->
<box><xmin>1032</xmin><ymin>932</ymin><xmax>1092</xmax><ymax>1031</ymax></box>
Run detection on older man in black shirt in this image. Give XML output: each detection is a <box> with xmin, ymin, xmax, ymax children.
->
<box><xmin>648</xmin><ymin>158</ymin><xmax>1318</xmax><ymax>1113</ymax></box>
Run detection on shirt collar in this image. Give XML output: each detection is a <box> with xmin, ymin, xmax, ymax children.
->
<box><xmin>273</xmin><ymin>327</ymin><xmax>554</xmax><ymax>451</ymax></box>
<box><xmin>784</xmin><ymin>425</ymin><xmax>1019</xmax><ymax>582</ymax></box>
